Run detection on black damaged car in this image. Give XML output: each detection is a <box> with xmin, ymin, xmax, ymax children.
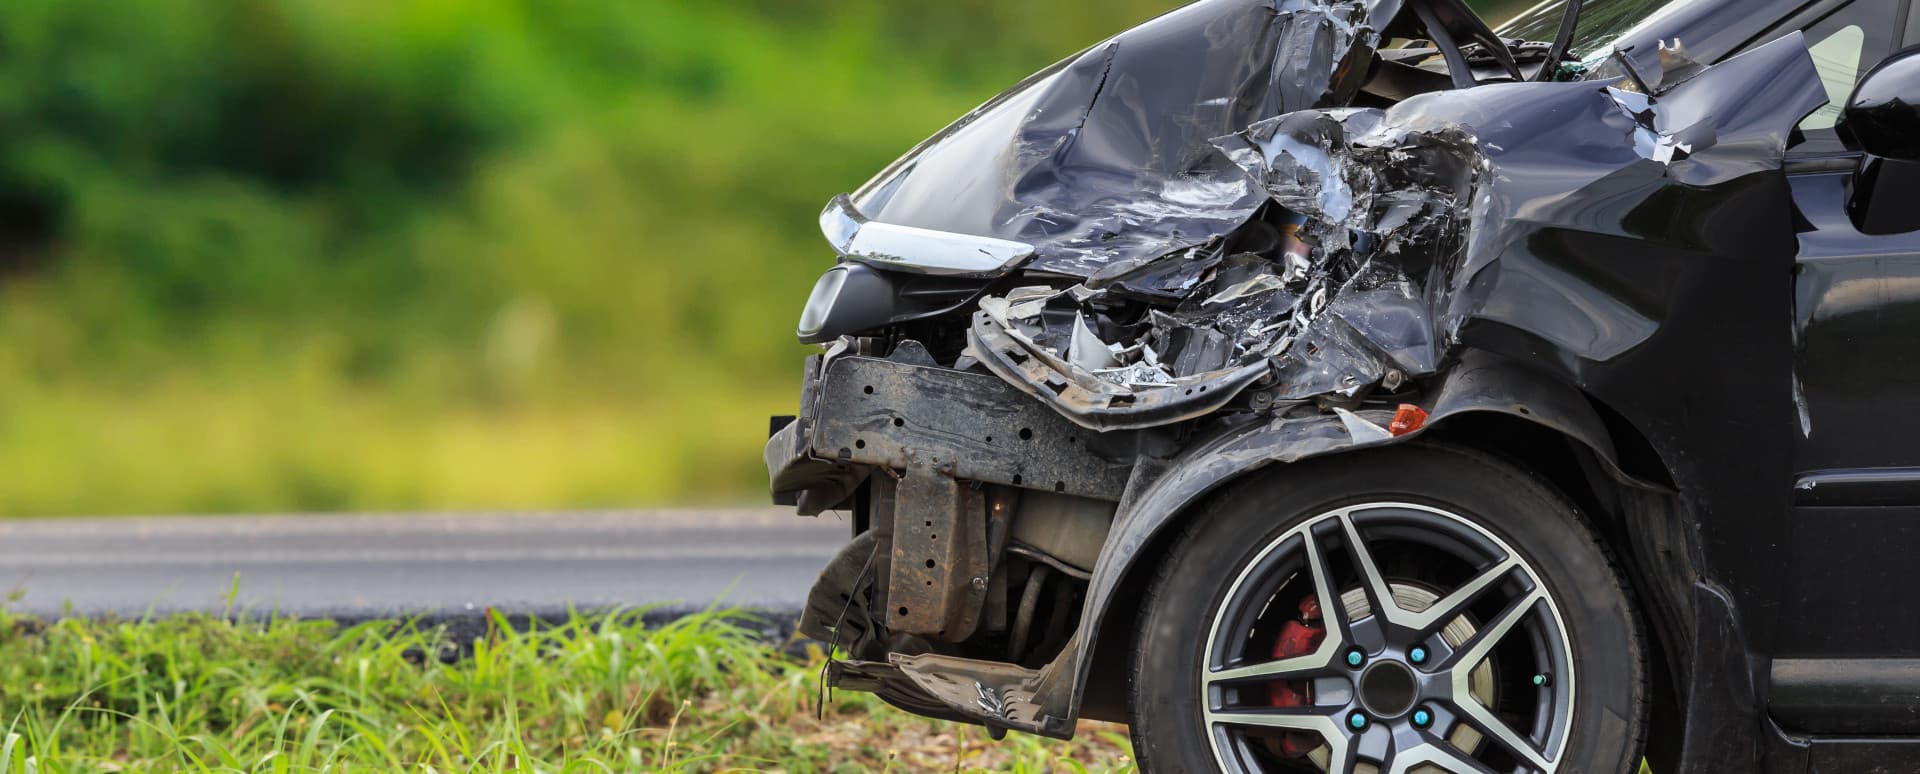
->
<box><xmin>764</xmin><ymin>0</ymin><xmax>1920</xmax><ymax>770</ymax></box>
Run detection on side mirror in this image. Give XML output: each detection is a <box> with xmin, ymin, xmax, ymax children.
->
<box><xmin>1840</xmin><ymin>48</ymin><xmax>1920</xmax><ymax>161</ymax></box>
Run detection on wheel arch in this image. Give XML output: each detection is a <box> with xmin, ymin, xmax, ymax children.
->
<box><xmin>1048</xmin><ymin>351</ymin><xmax>1695</xmax><ymax>763</ymax></box>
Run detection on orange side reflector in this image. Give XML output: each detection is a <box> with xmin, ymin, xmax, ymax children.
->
<box><xmin>1389</xmin><ymin>404</ymin><xmax>1429</xmax><ymax>436</ymax></box>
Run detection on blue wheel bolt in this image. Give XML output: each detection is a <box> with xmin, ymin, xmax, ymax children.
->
<box><xmin>1412</xmin><ymin>709</ymin><xmax>1432</xmax><ymax>728</ymax></box>
<box><xmin>1348</xmin><ymin>712</ymin><xmax>1368</xmax><ymax>730</ymax></box>
<box><xmin>1409</xmin><ymin>646</ymin><xmax>1428</xmax><ymax>665</ymax></box>
<box><xmin>1533</xmin><ymin>673</ymin><xmax>1552</xmax><ymax>687</ymax></box>
<box><xmin>1346</xmin><ymin>649</ymin><xmax>1365</xmax><ymax>668</ymax></box>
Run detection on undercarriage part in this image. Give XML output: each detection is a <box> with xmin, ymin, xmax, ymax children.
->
<box><xmin>818</xmin><ymin>628</ymin><xmax>1071</xmax><ymax>737</ymax></box>
<box><xmin>800</xmin><ymin>476</ymin><xmax>899</xmax><ymax>653</ymax></box>
<box><xmin>1006</xmin><ymin>543</ymin><xmax>1092</xmax><ymax>581</ymax></box>
<box><xmin>892</xmin><ymin>652</ymin><xmax>1060</xmax><ymax>734</ymax></box>
<box><xmin>769</xmin><ymin>353</ymin><xmax>1132</xmax><ymax>651</ymax></box>
<box><xmin>799</xmin><ymin>530</ymin><xmax>883</xmax><ymax>653</ymax></box>
<box><xmin>826</xmin><ymin>658</ymin><xmax>984</xmax><ymax>725</ymax></box>
<box><xmin>1006</xmin><ymin>490</ymin><xmax>1115</xmax><ymax>574</ymax></box>
<box><xmin>888</xmin><ymin>464</ymin><xmax>990</xmax><ymax>639</ymax></box>
<box><xmin>1010</xmin><ymin>564</ymin><xmax>1050</xmax><ymax>663</ymax></box>
<box><xmin>982</xmin><ymin>489</ymin><xmax>1016</xmax><ymax>634</ymax></box>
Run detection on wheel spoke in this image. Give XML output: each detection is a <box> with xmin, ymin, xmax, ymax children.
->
<box><xmin>1405</xmin><ymin>556</ymin><xmax>1520</xmax><ymax>635</ymax></box>
<box><xmin>1205</xmin><ymin>653</ymin><xmax>1328</xmax><ymax>685</ymax></box>
<box><xmin>1384</xmin><ymin>736</ymin><xmax>1499</xmax><ymax>774</ymax></box>
<box><xmin>1337</xmin><ymin>511</ymin><xmax>1396</xmax><ymax>629</ymax></box>
<box><xmin>1205</xmin><ymin>706</ymin><xmax>1341</xmax><ymax>733</ymax></box>
<box><xmin>1444</xmin><ymin>588</ymin><xmax>1542</xmax><ymax>674</ymax></box>
<box><xmin>1303</xmin><ymin>523</ymin><xmax>1354</xmax><ymax>639</ymax></box>
<box><xmin>1445</xmin><ymin>590</ymin><xmax>1556</xmax><ymax>772</ymax></box>
<box><xmin>1342</xmin><ymin>510</ymin><xmax>1519</xmax><ymax>637</ymax></box>
<box><xmin>1206</xmin><ymin>708</ymin><xmax>1354</xmax><ymax>774</ymax></box>
<box><xmin>1208</xmin><ymin>526</ymin><xmax>1348</xmax><ymax>687</ymax></box>
<box><xmin>1327</xmin><ymin>731</ymin><xmax>1362</xmax><ymax>774</ymax></box>
<box><xmin>1451</xmin><ymin>701</ymin><xmax>1554</xmax><ymax>772</ymax></box>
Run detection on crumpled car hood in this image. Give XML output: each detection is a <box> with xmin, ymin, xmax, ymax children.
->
<box><xmin>850</xmin><ymin>0</ymin><xmax>1386</xmax><ymax>281</ymax></box>
<box><xmin>829</xmin><ymin>0</ymin><xmax>1828</xmax><ymax>431</ymax></box>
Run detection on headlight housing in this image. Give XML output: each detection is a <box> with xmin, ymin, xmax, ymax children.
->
<box><xmin>796</xmin><ymin>264</ymin><xmax>895</xmax><ymax>344</ymax></box>
<box><xmin>795</xmin><ymin>262</ymin><xmax>996</xmax><ymax>345</ymax></box>
<box><xmin>797</xmin><ymin>266</ymin><xmax>849</xmax><ymax>341</ymax></box>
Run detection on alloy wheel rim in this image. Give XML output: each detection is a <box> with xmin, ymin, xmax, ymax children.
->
<box><xmin>1198</xmin><ymin>502</ymin><xmax>1576</xmax><ymax>773</ymax></box>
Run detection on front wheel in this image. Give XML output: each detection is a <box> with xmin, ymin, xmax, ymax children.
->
<box><xmin>1128</xmin><ymin>445</ymin><xmax>1645</xmax><ymax>773</ymax></box>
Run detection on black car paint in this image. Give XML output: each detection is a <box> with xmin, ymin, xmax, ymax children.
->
<box><xmin>1777</xmin><ymin>59</ymin><xmax>1920</xmax><ymax>767</ymax></box>
<box><xmin>1842</xmin><ymin>50</ymin><xmax>1920</xmax><ymax>160</ymax></box>
<box><xmin>1056</xmin><ymin>28</ymin><xmax>1827</xmax><ymax>772</ymax></box>
<box><xmin>768</xmin><ymin>0</ymin><xmax>1920</xmax><ymax>770</ymax></box>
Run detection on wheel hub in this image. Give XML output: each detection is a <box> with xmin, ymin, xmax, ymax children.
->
<box><xmin>1305</xmin><ymin>584</ymin><xmax>1493</xmax><ymax>773</ymax></box>
<box><xmin>1358</xmin><ymin>661</ymin><xmax>1418</xmax><ymax>718</ymax></box>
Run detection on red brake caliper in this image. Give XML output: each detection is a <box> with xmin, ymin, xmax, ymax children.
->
<box><xmin>1266</xmin><ymin>595</ymin><xmax>1327</xmax><ymax>757</ymax></box>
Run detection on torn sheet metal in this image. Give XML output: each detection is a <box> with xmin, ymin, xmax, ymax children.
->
<box><xmin>1030</xmin><ymin>32</ymin><xmax>1826</xmax><ymax>744</ymax></box>
<box><xmin>951</xmin><ymin>31</ymin><xmax>1824</xmax><ymax>429</ymax></box>
<box><xmin>849</xmin><ymin>0</ymin><xmax>1381</xmax><ymax>281</ymax></box>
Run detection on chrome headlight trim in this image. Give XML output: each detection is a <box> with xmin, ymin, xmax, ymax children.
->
<box><xmin>819</xmin><ymin>194</ymin><xmax>1033</xmax><ymax>278</ymax></box>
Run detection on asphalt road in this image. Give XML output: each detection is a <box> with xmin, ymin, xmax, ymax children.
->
<box><xmin>0</xmin><ymin>509</ymin><xmax>848</xmax><ymax>620</ymax></box>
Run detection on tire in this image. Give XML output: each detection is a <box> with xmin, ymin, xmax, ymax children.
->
<box><xmin>1128</xmin><ymin>444</ymin><xmax>1645</xmax><ymax>774</ymax></box>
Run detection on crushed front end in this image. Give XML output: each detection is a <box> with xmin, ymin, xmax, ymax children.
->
<box><xmin>766</xmin><ymin>344</ymin><xmax>1141</xmax><ymax>736</ymax></box>
<box><xmin>767</xmin><ymin>0</ymin><xmax>1826</xmax><ymax>743</ymax></box>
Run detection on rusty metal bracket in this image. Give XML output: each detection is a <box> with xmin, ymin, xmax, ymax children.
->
<box><xmin>888</xmin><ymin>464</ymin><xmax>990</xmax><ymax>639</ymax></box>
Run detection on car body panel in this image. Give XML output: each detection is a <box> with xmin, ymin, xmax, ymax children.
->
<box><xmin>1044</xmin><ymin>32</ymin><xmax>1827</xmax><ymax>770</ymax></box>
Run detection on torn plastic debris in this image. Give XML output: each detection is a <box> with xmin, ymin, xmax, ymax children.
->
<box><xmin>969</xmin><ymin>296</ymin><xmax>1271</xmax><ymax>431</ymax></box>
<box><xmin>1334</xmin><ymin>408</ymin><xmax>1393</xmax><ymax>443</ymax></box>
<box><xmin>967</xmin><ymin>105</ymin><xmax>1472</xmax><ymax>426</ymax></box>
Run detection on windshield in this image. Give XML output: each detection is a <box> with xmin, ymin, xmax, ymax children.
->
<box><xmin>1496</xmin><ymin>0</ymin><xmax>1704</xmax><ymax>64</ymax></box>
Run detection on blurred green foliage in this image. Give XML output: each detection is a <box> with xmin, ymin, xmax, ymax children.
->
<box><xmin>0</xmin><ymin>0</ymin><xmax>1525</xmax><ymax>515</ymax></box>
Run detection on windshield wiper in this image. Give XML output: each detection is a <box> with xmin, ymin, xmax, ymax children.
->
<box><xmin>1531</xmin><ymin>0</ymin><xmax>1584</xmax><ymax>82</ymax></box>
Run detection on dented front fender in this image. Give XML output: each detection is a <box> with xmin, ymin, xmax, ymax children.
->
<box><xmin>1029</xmin><ymin>349</ymin><xmax>1665</xmax><ymax>717</ymax></box>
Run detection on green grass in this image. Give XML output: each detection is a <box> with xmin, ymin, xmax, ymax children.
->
<box><xmin>0</xmin><ymin>604</ymin><xmax>1134</xmax><ymax>772</ymax></box>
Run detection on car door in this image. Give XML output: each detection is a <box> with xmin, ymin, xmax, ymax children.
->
<box><xmin>1772</xmin><ymin>0</ymin><xmax>1920</xmax><ymax>738</ymax></box>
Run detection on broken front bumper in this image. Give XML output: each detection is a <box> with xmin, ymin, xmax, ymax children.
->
<box><xmin>765</xmin><ymin>353</ymin><xmax>1131</xmax><ymax>513</ymax></box>
<box><xmin>765</xmin><ymin>351</ymin><xmax>1135</xmax><ymax>737</ymax></box>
